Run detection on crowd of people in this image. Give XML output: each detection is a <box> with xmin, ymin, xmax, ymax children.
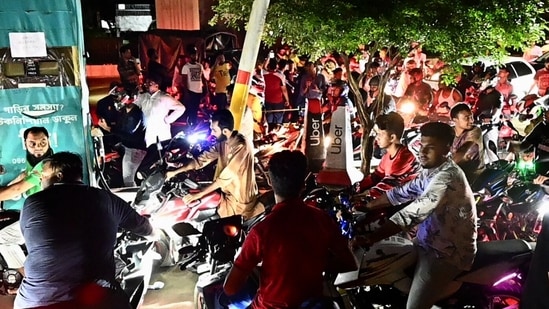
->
<box><xmin>3</xmin><ymin>39</ymin><xmax>549</xmax><ymax>309</ymax></box>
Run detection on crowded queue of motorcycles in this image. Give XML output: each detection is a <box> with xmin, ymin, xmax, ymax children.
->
<box><xmin>85</xmin><ymin>47</ymin><xmax>549</xmax><ymax>309</ymax></box>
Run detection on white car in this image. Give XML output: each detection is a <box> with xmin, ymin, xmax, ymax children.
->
<box><xmin>425</xmin><ymin>56</ymin><xmax>537</xmax><ymax>99</ymax></box>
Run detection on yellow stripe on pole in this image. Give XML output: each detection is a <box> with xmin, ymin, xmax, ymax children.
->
<box><xmin>230</xmin><ymin>82</ymin><xmax>251</xmax><ymax>131</ymax></box>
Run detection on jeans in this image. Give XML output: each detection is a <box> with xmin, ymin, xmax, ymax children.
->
<box><xmin>122</xmin><ymin>147</ymin><xmax>146</xmax><ymax>187</ymax></box>
<box><xmin>184</xmin><ymin>90</ymin><xmax>203</xmax><ymax>126</ymax></box>
<box><xmin>406</xmin><ymin>246</ymin><xmax>463</xmax><ymax>309</ymax></box>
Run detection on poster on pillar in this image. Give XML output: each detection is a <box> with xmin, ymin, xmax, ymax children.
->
<box><xmin>0</xmin><ymin>0</ymin><xmax>92</xmax><ymax>210</ymax></box>
<box><xmin>0</xmin><ymin>88</ymin><xmax>88</xmax><ymax>210</ymax></box>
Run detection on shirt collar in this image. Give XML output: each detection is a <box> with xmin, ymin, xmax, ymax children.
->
<box><xmin>272</xmin><ymin>197</ymin><xmax>304</xmax><ymax>212</ymax></box>
<box><xmin>423</xmin><ymin>158</ymin><xmax>451</xmax><ymax>177</ymax></box>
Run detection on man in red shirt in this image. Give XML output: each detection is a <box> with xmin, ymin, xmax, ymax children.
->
<box><xmin>356</xmin><ymin>112</ymin><xmax>419</xmax><ymax>198</ymax></box>
<box><xmin>530</xmin><ymin>58</ymin><xmax>549</xmax><ymax>96</ymax></box>
<box><xmin>263</xmin><ymin>58</ymin><xmax>290</xmax><ymax>132</ymax></box>
<box><xmin>224</xmin><ymin>150</ymin><xmax>357</xmax><ymax>308</ymax></box>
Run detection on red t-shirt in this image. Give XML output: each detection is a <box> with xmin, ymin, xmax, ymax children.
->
<box><xmin>358</xmin><ymin>145</ymin><xmax>419</xmax><ymax>198</ymax></box>
<box><xmin>263</xmin><ymin>71</ymin><xmax>285</xmax><ymax>103</ymax></box>
<box><xmin>233</xmin><ymin>199</ymin><xmax>356</xmax><ymax>309</ymax></box>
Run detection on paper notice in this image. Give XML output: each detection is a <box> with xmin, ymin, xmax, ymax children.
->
<box><xmin>9</xmin><ymin>32</ymin><xmax>47</xmax><ymax>58</ymax></box>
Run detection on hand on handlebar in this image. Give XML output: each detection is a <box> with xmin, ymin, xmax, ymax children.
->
<box><xmin>183</xmin><ymin>192</ymin><xmax>202</xmax><ymax>206</ymax></box>
<box><xmin>166</xmin><ymin>171</ymin><xmax>177</xmax><ymax>181</ymax></box>
<box><xmin>533</xmin><ymin>175</ymin><xmax>549</xmax><ymax>185</ymax></box>
<box><xmin>350</xmin><ymin>235</ymin><xmax>372</xmax><ymax>250</ymax></box>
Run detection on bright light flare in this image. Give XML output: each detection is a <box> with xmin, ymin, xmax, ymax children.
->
<box><xmin>399</xmin><ymin>101</ymin><xmax>416</xmax><ymax>115</ymax></box>
<box><xmin>188</xmin><ymin>133</ymin><xmax>207</xmax><ymax>145</ymax></box>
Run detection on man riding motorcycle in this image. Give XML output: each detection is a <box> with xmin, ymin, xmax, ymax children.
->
<box><xmin>353</xmin><ymin>122</ymin><xmax>477</xmax><ymax>309</ymax></box>
<box><xmin>166</xmin><ymin>110</ymin><xmax>263</xmax><ymax>220</ymax></box>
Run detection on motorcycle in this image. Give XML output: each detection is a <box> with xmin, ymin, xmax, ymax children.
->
<box><xmin>323</xmin><ymin>198</ymin><xmax>535</xmax><ymax>308</ymax></box>
<box><xmin>253</xmin><ymin>126</ymin><xmax>302</xmax><ymax>190</ymax></box>
<box><xmin>114</xmin><ymin>230</ymin><xmax>159</xmax><ymax>309</ymax></box>
<box><xmin>303</xmin><ymin>178</ymin><xmax>536</xmax><ymax>308</ymax></box>
<box><xmin>337</xmin><ymin>237</ymin><xmax>534</xmax><ymax>308</ymax></box>
<box><xmin>184</xmin><ymin>214</ymin><xmax>347</xmax><ymax>309</ymax></box>
<box><xmin>0</xmin><ymin>210</ymin><xmax>25</xmax><ymax>295</ymax></box>
<box><xmin>116</xmin><ymin>129</ymin><xmax>220</xmax><ymax>268</ymax></box>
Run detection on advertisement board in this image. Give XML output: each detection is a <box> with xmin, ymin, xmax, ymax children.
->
<box><xmin>0</xmin><ymin>1</ymin><xmax>92</xmax><ymax>210</ymax></box>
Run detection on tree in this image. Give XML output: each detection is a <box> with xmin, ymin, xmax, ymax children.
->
<box><xmin>211</xmin><ymin>0</ymin><xmax>547</xmax><ymax>173</ymax></box>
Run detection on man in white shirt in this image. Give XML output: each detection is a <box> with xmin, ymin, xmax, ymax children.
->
<box><xmin>135</xmin><ymin>74</ymin><xmax>186</xmax><ymax>180</ymax></box>
<box><xmin>181</xmin><ymin>52</ymin><xmax>208</xmax><ymax>126</ymax></box>
<box><xmin>354</xmin><ymin>122</ymin><xmax>477</xmax><ymax>309</ymax></box>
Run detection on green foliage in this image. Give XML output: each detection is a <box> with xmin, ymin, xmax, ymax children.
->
<box><xmin>211</xmin><ymin>0</ymin><xmax>547</xmax><ymax>172</ymax></box>
<box><xmin>212</xmin><ymin>0</ymin><xmax>547</xmax><ymax>64</ymax></box>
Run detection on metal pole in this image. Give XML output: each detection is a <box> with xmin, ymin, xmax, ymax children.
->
<box><xmin>229</xmin><ymin>0</ymin><xmax>270</xmax><ymax>131</ymax></box>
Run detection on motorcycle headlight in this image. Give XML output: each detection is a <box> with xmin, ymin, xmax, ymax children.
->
<box><xmin>187</xmin><ymin>133</ymin><xmax>207</xmax><ymax>145</ymax></box>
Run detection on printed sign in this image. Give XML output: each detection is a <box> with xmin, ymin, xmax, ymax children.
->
<box><xmin>8</xmin><ymin>32</ymin><xmax>47</xmax><ymax>58</ymax></box>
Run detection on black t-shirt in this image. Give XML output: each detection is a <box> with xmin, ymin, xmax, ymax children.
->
<box><xmin>523</xmin><ymin>121</ymin><xmax>549</xmax><ymax>174</ymax></box>
<box><xmin>475</xmin><ymin>89</ymin><xmax>502</xmax><ymax>120</ymax></box>
<box><xmin>96</xmin><ymin>95</ymin><xmax>119</xmax><ymax>126</ymax></box>
<box><xmin>17</xmin><ymin>184</ymin><xmax>152</xmax><ymax>308</ymax></box>
<box><xmin>521</xmin><ymin>213</ymin><xmax>549</xmax><ymax>308</ymax></box>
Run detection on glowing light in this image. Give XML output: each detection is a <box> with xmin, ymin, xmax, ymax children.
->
<box><xmin>399</xmin><ymin>101</ymin><xmax>416</xmax><ymax>115</ymax></box>
<box><xmin>492</xmin><ymin>272</ymin><xmax>517</xmax><ymax>286</ymax></box>
<box><xmin>188</xmin><ymin>133</ymin><xmax>207</xmax><ymax>145</ymax></box>
<box><xmin>223</xmin><ymin>225</ymin><xmax>239</xmax><ymax>237</ymax></box>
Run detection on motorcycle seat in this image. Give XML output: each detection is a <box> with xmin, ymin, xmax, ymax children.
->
<box><xmin>470</xmin><ymin>239</ymin><xmax>532</xmax><ymax>271</ymax></box>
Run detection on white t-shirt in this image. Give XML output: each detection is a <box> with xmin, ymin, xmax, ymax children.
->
<box><xmin>136</xmin><ymin>91</ymin><xmax>186</xmax><ymax>146</ymax></box>
<box><xmin>182</xmin><ymin>62</ymin><xmax>204</xmax><ymax>93</ymax></box>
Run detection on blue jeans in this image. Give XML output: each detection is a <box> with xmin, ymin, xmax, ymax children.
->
<box><xmin>122</xmin><ymin>147</ymin><xmax>146</xmax><ymax>187</ymax></box>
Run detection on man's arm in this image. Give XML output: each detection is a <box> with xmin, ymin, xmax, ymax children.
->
<box><xmin>162</xmin><ymin>95</ymin><xmax>186</xmax><ymax>124</ymax></box>
<box><xmin>224</xmin><ymin>230</ymin><xmax>261</xmax><ymax>295</ymax></box>
<box><xmin>0</xmin><ymin>180</ymin><xmax>35</xmax><ymax>202</ymax></box>
<box><xmin>166</xmin><ymin>145</ymin><xmax>220</xmax><ymax>180</ymax></box>
<box><xmin>111</xmin><ymin>192</ymin><xmax>153</xmax><ymax>236</ymax></box>
<box><xmin>389</xmin><ymin>170</ymin><xmax>449</xmax><ymax>229</ymax></box>
<box><xmin>0</xmin><ymin>165</ymin><xmax>42</xmax><ymax>202</ymax></box>
<box><xmin>453</xmin><ymin>127</ymin><xmax>482</xmax><ymax>164</ymax></box>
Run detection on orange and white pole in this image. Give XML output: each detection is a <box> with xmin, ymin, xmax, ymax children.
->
<box><xmin>229</xmin><ymin>0</ymin><xmax>270</xmax><ymax>131</ymax></box>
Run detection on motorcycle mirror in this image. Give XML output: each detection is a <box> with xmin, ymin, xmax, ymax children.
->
<box><xmin>172</xmin><ymin>222</ymin><xmax>201</xmax><ymax>236</ymax></box>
